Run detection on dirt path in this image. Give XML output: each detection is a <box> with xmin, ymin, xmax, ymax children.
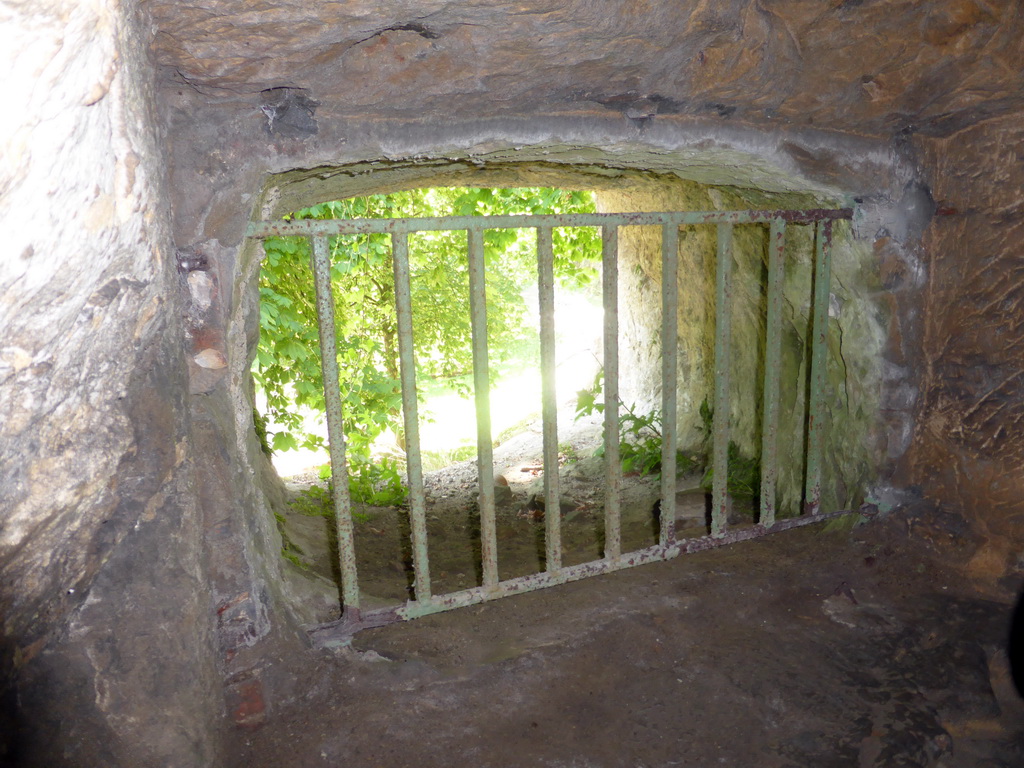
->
<box><xmin>233</xmin><ymin>512</ymin><xmax>1024</xmax><ymax>768</ymax></box>
<box><xmin>259</xmin><ymin>423</ymin><xmax>1024</xmax><ymax>767</ymax></box>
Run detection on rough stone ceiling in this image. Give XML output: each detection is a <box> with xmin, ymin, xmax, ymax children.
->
<box><xmin>143</xmin><ymin>0</ymin><xmax>1023</xmax><ymax>138</ymax></box>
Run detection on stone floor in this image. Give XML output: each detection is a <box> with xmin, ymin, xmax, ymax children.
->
<box><xmin>230</xmin><ymin>511</ymin><xmax>1024</xmax><ymax>768</ymax></box>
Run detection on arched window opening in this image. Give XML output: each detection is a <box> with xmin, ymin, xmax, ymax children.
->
<box><xmin>247</xmin><ymin>171</ymin><xmax>862</xmax><ymax>639</ymax></box>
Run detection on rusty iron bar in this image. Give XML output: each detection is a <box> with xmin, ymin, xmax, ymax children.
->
<box><xmin>804</xmin><ymin>220</ymin><xmax>834</xmax><ymax>515</ymax></box>
<box><xmin>536</xmin><ymin>226</ymin><xmax>562</xmax><ymax>572</ymax></box>
<box><xmin>308</xmin><ymin>509</ymin><xmax>857</xmax><ymax>645</ymax></box>
<box><xmin>309</xmin><ymin>235</ymin><xmax>360</xmax><ymax>614</ymax></box>
<box><xmin>711</xmin><ymin>223</ymin><xmax>733</xmax><ymax>537</ymax></box>
<box><xmin>248</xmin><ymin>209</ymin><xmax>854</xmax><ymax>239</ymax></box>
<box><xmin>759</xmin><ymin>220</ymin><xmax>787</xmax><ymax>527</ymax></box>
<box><xmin>659</xmin><ymin>222</ymin><xmax>679</xmax><ymax>546</ymax></box>
<box><xmin>467</xmin><ymin>225</ymin><xmax>499</xmax><ymax>589</ymax></box>
<box><xmin>391</xmin><ymin>232</ymin><xmax>431</xmax><ymax>602</ymax></box>
<box><xmin>602</xmin><ymin>225</ymin><xmax>622</xmax><ymax>560</ymax></box>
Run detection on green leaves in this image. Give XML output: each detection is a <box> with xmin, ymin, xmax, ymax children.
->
<box><xmin>574</xmin><ymin>369</ymin><xmax>605</xmax><ymax>417</ymax></box>
<box><xmin>575</xmin><ymin>369</ymin><xmax>702</xmax><ymax>480</ymax></box>
<box><xmin>255</xmin><ymin>186</ymin><xmax>599</xmax><ymax>505</ymax></box>
<box><xmin>272</xmin><ymin>431</ymin><xmax>298</xmax><ymax>452</ymax></box>
<box><xmin>696</xmin><ymin>400</ymin><xmax>761</xmax><ymax>499</ymax></box>
<box><xmin>276</xmin><ymin>338</ymin><xmax>310</xmax><ymax>362</ymax></box>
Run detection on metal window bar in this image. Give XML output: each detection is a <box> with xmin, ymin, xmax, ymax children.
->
<box><xmin>711</xmin><ymin>223</ymin><xmax>733</xmax><ymax>538</ymax></box>
<box><xmin>659</xmin><ymin>222</ymin><xmax>679</xmax><ymax>547</ymax></box>
<box><xmin>391</xmin><ymin>232</ymin><xmax>431</xmax><ymax>604</ymax></box>
<box><xmin>759</xmin><ymin>219</ymin><xmax>787</xmax><ymax>528</ymax></box>
<box><xmin>805</xmin><ymin>219</ymin><xmax>835</xmax><ymax>516</ymax></box>
<box><xmin>602</xmin><ymin>225</ymin><xmax>621</xmax><ymax>560</ymax></box>
<box><xmin>536</xmin><ymin>226</ymin><xmax>562</xmax><ymax>572</ymax></box>
<box><xmin>249</xmin><ymin>207</ymin><xmax>852</xmax><ymax>641</ymax></box>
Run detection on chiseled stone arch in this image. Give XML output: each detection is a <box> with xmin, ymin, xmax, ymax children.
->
<box><xmin>212</xmin><ymin>126</ymin><xmax>912</xmax><ymax>596</ymax></box>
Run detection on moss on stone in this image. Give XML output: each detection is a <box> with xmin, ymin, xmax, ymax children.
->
<box><xmin>598</xmin><ymin>179</ymin><xmax>882</xmax><ymax>515</ymax></box>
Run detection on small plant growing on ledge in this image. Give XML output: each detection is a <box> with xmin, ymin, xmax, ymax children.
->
<box><xmin>328</xmin><ymin>456</ymin><xmax>409</xmax><ymax>508</ymax></box>
<box><xmin>252</xmin><ymin>408</ymin><xmax>273</xmax><ymax>457</ymax></box>
<box><xmin>288</xmin><ymin>482</ymin><xmax>375</xmax><ymax>522</ymax></box>
<box><xmin>575</xmin><ymin>370</ymin><xmax>701</xmax><ymax>479</ymax></box>
<box><xmin>575</xmin><ymin>372</ymin><xmax>761</xmax><ymax>497</ymax></box>
<box><xmin>273</xmin><ymin>509</ymin><xmax>307</xmax><ymax>569</ymax></box>
<box><xmin>558</xmin><ymin>442</ymin><xmax>581</xmax><ymax>465</ymax></box>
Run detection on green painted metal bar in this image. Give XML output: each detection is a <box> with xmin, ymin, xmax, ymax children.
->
<box><xmin>467</xmin><ymin>225</ymin><xmax>499</xmax><ymax>589</ymax></box>
<box><xmin>711</xmin><ymin>223</ymin><xmax>733</xmax><ymax>538</ymax></box>
<box><xmin>659</xmin><ymin>223</ymin><xmax>679</xmax><ymax>546</ymax></box>
<box><xmin>759</xmin><ymin>220</ymin><xmax>787</xmax><ymax>527</ymax></box>
<box><xmin>602</xmin><ymin>225</ymin><xmax>622</xmax><ymax>559</ymax></box>
<box><xmin>804</xmin><ymin>220</ymin><xmax>834</xmax><ymax>515</ymax></box>
<box><xmin>309</xmin><ymin>235</ymin><xmax>360</xmax><ymax>614</ymax></box>
<box><xmin>537</xmin><ymin>226</ymin><xmax>562</xmax><ymax>573</ymax></box>
<box><xmin>390</xmin><ymin>232</ymin><xmax>431</xmax><ymax>603</ymax></box>
<box><xmin>249</xmin><ymin>208</ymin><xmax>854</xmax><ymax>238</ymax></box>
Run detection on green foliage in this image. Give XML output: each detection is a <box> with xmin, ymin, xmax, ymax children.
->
<box><xmin>699</xmin><ymin>442</ymin><xmax>761</xmax><ymax>498</ymax></box>
<box><xmin>273</xmin><ymin>510</ymin><xmax>307</xmax><ymax>569</ymax></box>
<box><xmin>288</xmin><ymin>484</ymin><xmax>332</xmax><ymax>516</ymax></box>
<box><xmin>253</xmin><ymin>408</ymin><xmax>272</xmax><ymax>457</ymax></box>
<box><xmin>255</xmin><ymin>187</ymin><xmax>598</xmax><ymax>504</ymax></box>
<box><xmin>558</xmin><ymin>442</ymin><xmax>580</xmax><ymax>464</ymax></box>
<box><xmin>573</xmin><ymin>369</ymin><xmax>604</xmax><ymax>419</ymax></box>
<box><xmin>696</xmin><ymin>399</ymin><xmax>761</xmax><ymax>499</ymax></box>
<box><xmin>421</xmin><ymin>444</ymin><xmax>477</xmax><ymax>472</ymax></box>
<box><xmin>288</xmin><ymin>482</ymin><xmax>373</xmax><ymax>523</ymax></box>
<box><xmin>575</xmin><ymin>369</ymin><xmax>701</xmax><ymax>479</ymax></box>
<box><xmin>574</xmin><ymin>371</ymin><xmax>764</xmax><ymax>495</ymax></box>
<box><xmin>338</xmin><ymin>456</ymin><xmax>409</xmax><ymax>507</ymax></box>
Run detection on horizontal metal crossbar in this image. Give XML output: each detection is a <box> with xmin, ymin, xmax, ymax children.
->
<box><xmin>248</xmin><ymin>208</ymin><xmax>852</xmax><ymax>238</ymax></box>
<box><xmin>250</xmin><ymin>206</ymin><xmax>853</xmax><ymax>640</ymax></box>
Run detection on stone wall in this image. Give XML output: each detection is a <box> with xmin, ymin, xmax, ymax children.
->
<box><xmin>900</xmin><ymin>114</ymin><xmax>1024</xmax><ymax>592</ymax></box>
<box><xmin>2</xmin><ymin>0</ymin><xmax>1023</xmax><ymax>763</ymax></box>
<box><xmin>140</xmin><ymin>4</ymin><xmax>1024</xmax><ymax>726</ymax></box>
<box><xmin>0</xmin><ymin>2</ymin><xmax>221</xmax><ymax>765</ymax></box>
<box><xmin>144</xmin><ymin>0</ymin><xmax>1023</xmax><ymax>136</ymax></box>
<box><xmin>597</xmin><ymin>179</ymin><xmax>885</xmax><ymax>514</ymax></box>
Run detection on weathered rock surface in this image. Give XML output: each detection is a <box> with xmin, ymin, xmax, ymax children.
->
<box><xmin>0</xmin><ymin>2</ymin><xmax>223</xmax><ymax>765</ymax></box>
<box><xmin>143</xmin><ymin>0</ymin><xmax>1023</xmax><ymax>138</ymax></box>
<box><xmin>3</xmin><ymin>0</ymin><xmax>1024</xmax><ymax>764</ymax></box>
<box><xmin>144</xmin><ymin>0</ymin><xmax>1023</xmax><ymax>659</ymax></box>
<box><xmin>901</xmin><ymin>114</ymin><xmax>1024</xmax><ymax>588</ymax></box>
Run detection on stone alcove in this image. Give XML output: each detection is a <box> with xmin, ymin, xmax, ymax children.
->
<box><xmin>4</xmin><ymin>1</ymin><xmax>1023</xmax><ymax>765</ymax></box>
<box><xmin>208</xmin><ymin>133</ymin><xmax>920</xmax><ymax>634</ymax></box>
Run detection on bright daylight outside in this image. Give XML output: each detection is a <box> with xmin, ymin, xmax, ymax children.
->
<box><xmin>253</xmin><ymin>187</ymin><xmax>604</xmax><ymax>502</ymax></box>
